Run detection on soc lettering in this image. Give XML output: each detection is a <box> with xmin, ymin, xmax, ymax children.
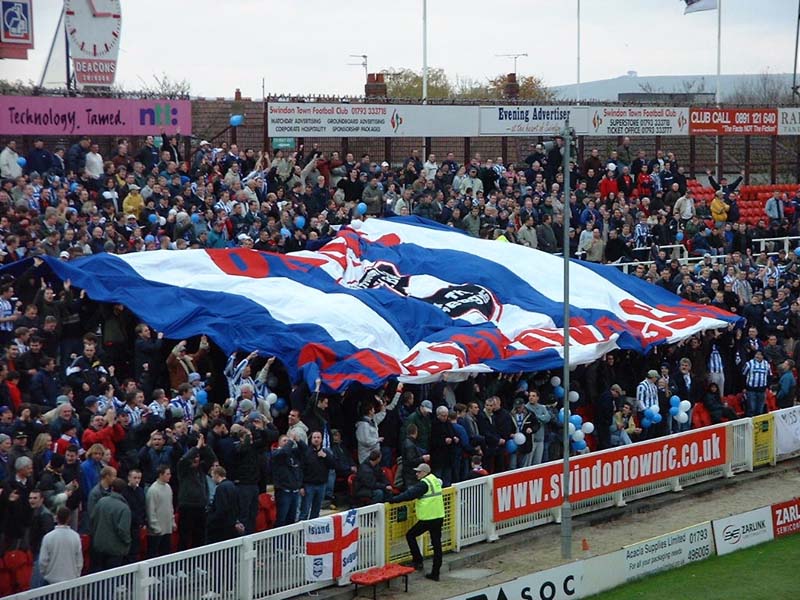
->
<box><xmin>520</xmin><ymin>575</ymin><xmax>576</xmax><ymax>600</ymax></box>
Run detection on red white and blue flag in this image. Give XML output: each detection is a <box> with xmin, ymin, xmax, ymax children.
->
<box><xmin>305</xmin><ymin>509</ymin><xmax>359</xmax><ymax>581</ymax></box>
<box><xmin>41</xmin><ymin>217</ymin><xmax>738</xmax><ymax>392</ymax></box>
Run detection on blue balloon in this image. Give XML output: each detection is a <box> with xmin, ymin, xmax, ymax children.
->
<box><xmin>794</xmin><ymin>247</ymin><xmax>800</xmax><ymax>258</ymax></box>
<box><xmin>676</xmin><ymin>231</ymin><xmax>684</xmax><ymax>242</ymax></box>
<box><xmin>505</xmin><ymin>439</ymin><xmax>518</xmax><ymax>454</ymax></box>
<box><xmin>295</xmin><ymin>215</ymin><xmax>306</xmax><ymax>229</ymax></box>
<box><xmin>645</xmin><ymin>407</ymin><xmax>655</xmax><ymax>419</ymax></box>
<box><xmin>190</xmin><ymin>213</ymin><xmax>200</xmax><ymax>223</ymax></box>
<box><xmin>357</xmin><ymin>202</ymin><xmax>367</xmax><ymax>215</ymax></box>
<box><xmin>569</xmin><ymin>414</ymin><xmax>583</xmax><ymax>429</ymax></box>
<box><xmin>230</xmin><ymin>114</ymin><xmax>244</xmax><ymax>127</ymax></box>
<box><xmin>144</xmin><ymin>235</ymin><xmax>156</xmax><ymax>244</ymax></box>
<box><xmin>554</xmin><ymin>385</ymin><xmax>565</xmax><ymax>399</ymax></box>
<box><xmin>642</xmin><ymin>418</ymin><xmax>652</xmax><ymax>428</ymax></box>
<box><xmin>573</xmin><ymin>440</ymin><xmax>587</xmax><ymax>451</ymax></box>
<box><xmin>17</xmin><ymin>157</ymin><xmax>26</xmax><ymax>167</ymax></box>
<box><xmin>180</xmin><ymin>175</ymin><xmax>190</xmax><ymax>185</ymax></box>
<box><xmin>195</xmin><ymin>389</ymin><xmax>208</xmax><ymax>406</ymax></box>
<box><xmin>557</xmin><ymin>408</ymin><xmax>565</xmax><ymax>425</ymax></box>
<box><xmin>69</xmin><ymin>182</ymin><xmax>79</xmax><ymax>193</ymax></box>
<box><xmin>148</xmin><ymin>214</ymin><xmax>158</xmax><ymax>224</ymax></box>
<box><xmin>669</xmin><ymin>406</ymin><xmax>680</xmax><ymax>416</ymax></box>
<box><xmin>280</xmin><ymin>227</ymin><xmax>291</xmax><ymax>238</ymax></box>
<box><xmin>670</xmin><ymin>395</ymin><xmax>680</xmax><ymax>408</ymax></box>
<box><xmin>652</xmin><ymin>413</ymin><xmax>663</xmax><ymax>424</ymax></box>
<box><xmin>274</xmin><ymin>397</ymin><xmax>287</xmax><ymax>411</ymax></box>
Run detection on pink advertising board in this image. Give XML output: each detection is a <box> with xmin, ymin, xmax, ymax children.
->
<box><xmin>0</xmin><ymin>96</ymin><xmax>192</xmax><ymax>136</ymax></box>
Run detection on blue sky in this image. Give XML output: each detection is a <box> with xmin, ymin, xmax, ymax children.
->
<box><xmin>4</xmin><ymin>0</ymin><xmax>798</xmax><ymax>98</ymax></box>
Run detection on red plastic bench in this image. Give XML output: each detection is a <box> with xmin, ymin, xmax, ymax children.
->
<box><xmin>351</xmin><ymin>564</ymin><xmax>416</xmax><ymax>599</ymax></box>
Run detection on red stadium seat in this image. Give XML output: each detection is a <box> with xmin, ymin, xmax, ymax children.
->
<box><xmin>692</xmin><ymin>403</ymin><xmax>712</xmax><ymax>429</ymax></box>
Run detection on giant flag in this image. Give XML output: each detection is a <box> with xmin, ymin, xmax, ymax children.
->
<box><xmin>41</xmin><ymin>217</ymin><xmax>738</xmax><ymax>392</ymax></box>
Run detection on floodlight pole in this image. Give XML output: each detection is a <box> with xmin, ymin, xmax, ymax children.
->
<box><xmin>560</xmin><ymin>121</ymin><xmax>572</xmax><ymax>560</ymax></box>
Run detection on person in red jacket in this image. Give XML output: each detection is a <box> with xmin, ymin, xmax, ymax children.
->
<box><xmin>598</xmin><ymin>170</ymin><xmax>619</xmax><ymax>200</ymax></box>
<box><xmin>636</xmin><ymin>165</ymin><xmax>655</xmax><ymax>200</ymax></box>
<box><xmin>81</xmin><ymin>409</ymin><xmax>125</xmax><ymax>466</ymax></box>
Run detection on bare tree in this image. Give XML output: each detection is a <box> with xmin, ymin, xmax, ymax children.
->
<box><xmin>726</xmin><ymin>71</ymin><xmax>791</xmax><ymax>104</ymax></box>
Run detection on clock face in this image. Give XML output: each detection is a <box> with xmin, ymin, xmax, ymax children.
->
<box><xmin>64</xmin><ymin>0</ymin><xmax>121</xmax><ymax>58</ymax></box>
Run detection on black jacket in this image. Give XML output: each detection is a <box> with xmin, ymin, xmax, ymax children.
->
<box><xmin>207</xmin><ymin>479</ymin><xmax>239</xmax><ymax>540</ymax></box>
<box><xmin>121</xmin><ymin>484</ymin><xmax>146</xmax><ymax>531</ymax></box>
<box><xmin>302</xmin><ymin>443</ymin><xmax>334</xmax><ymax>485</ymax></box>
<box><xmin>354</xmin><ymin>460</ymin><xmax>389</xmax><ymax>499</ymax></box>
<box><xmin>271</xmin><ymin>441</ymin><xmax>304</xmax><ymax>491</ymax></box>
<box><xmin>231</xmin><ymin>429</ymin><xmax>270</xmax><ymax>486</ymax></box>
<box><xmin>178</xmin><ymin>446</ymin><xmax>216</xmax><ymax>508</ymax></box>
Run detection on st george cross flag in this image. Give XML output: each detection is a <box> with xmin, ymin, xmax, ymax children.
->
<box><xmin>684</xmin><ymin>0</ymin><xmax>717</xmax><ymax>13</ymax></box>
<box><xmin>38</xmin><ymin>217</ymin><xmax>739</xmax><ymax>392</ymax></box>
<box><xmin>305</xmin><ymin>509</ymin><xmax>359</xmax><ymax>581</ymax></box>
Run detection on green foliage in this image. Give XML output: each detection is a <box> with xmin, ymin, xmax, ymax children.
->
<box><xmin>384</xmin><ymin>68</ymin><xmax>553</xmax><ymax>101</ymax></box>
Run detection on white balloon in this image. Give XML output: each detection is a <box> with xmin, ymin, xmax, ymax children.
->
<box><xmin>572</xmin><ymin>430</ymin><xmax>585</xmax><ymax>442</ymax></box>
<box><xmin>550</xmin><ymin>376</ymin><xmax>561</xmax><ymax>387</ymax></box>
<box><xmin>568</xmin><ymin>391</ymin><xmax>580</xmax><ymax>403</ymax></box>
<box><xmin>266</xmin><ymin>393</ymin><xmax>278</xmax><ymax>405</ymax></box>
<box><xmin>676</xmin><ymin>411</ymin><xmax>689</xmax><ymax>424</ymax></box>
<box><xmin>568</xmin><ymin>423</ymin><xmax>576</xmax><ymax>435</ymax></box>
<box><xmin>649</xmin><ymin>403</ymin><xmax>660</xmax><ymax>414</ymax></box>
<box><xmin>581</xmin><ymin>422</ymin><xmax>595</xmax><ymax>435</ymax></box>
<box><xmin>349</xmin><ymin>219</ymin><xmax>362</xmax><ymax>230</ymax></box>
<box><xmin>679</xmin><ymin>400</ymin><xmax>691</xmax><ymax>412</ymax></box>
<box><xmin>513</xmin><ymin>432</ymin><xmax>526</xmax><ymax>445</ymax></box>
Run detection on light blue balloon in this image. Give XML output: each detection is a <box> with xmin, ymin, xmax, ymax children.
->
<box><xmin>17</xmin><ymin>157</ymin><xmax>26</xmax><ymax>167</ymax></box>
<box><xmin>645</xmin><ymin>407</ymin><xmax>655</xmax><ymax>419</ymax></box>
<box><xmin>557</xmin><ymin>408</ymin><xmax>565</xmax><ymax>424</ymax></box>
<box><xmin>230</xmin><ymin>114</ymin><xmax>244</xmax><ymax>127</ymax></box>
<box><xmin>794</xmin><ymin>247</ymin><xmax>800</xmax><ymax>257</ymax></box>
<box><xmin>190</xmin><ymin>213</ymin><xmax>200</xmax><ymax>223</ymax></box>
<box><xmin>195</xmin><ymin>389</ymin><xmax>208</xmax><ymax>406</ymax></box>
<box><xmin>148</xmin><ymin>214</ymin><xmax>158</xmax><ymax>224</ymax></box>
<box><xmin>357</xmin><ymin>202</ymin><xmax>367</xmax><ymax>215</ymax></box>
<box><xmin>669</xmin><ymin>406</ymin><xmax>680</xmax><ymax>416</ymax></box>
<box><xmin>280</xmin><ymin>227</ymin><xmax>291</xmax><ymax>238</ymax></box>
<box><xmin>573</xmin><ymin>440</ymin><xmax>587</xmax><ymax>451</ymax></box>
<box><xmin>295</xmin><ymin>215</ymin><xmax>306</xmax><ymax>229</ymax></box>
<box><xmin>670</xmin><ymin>395</ymin><xmax>681</xmax><ymax>408</ymax></box>
<box><xmin>642</xmin><ymin>418</ymin><xmax>652</xmax><ymax>428</ymax></box>
<box><xmin>676</xmin><ymin>232</ymin><xmax>684</xmax><ymax>242</ymax></box>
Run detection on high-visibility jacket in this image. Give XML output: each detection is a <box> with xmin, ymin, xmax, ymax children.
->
<box><xmin>416</xmin><ymin>474</ymin><xmax>445</xmax><ymax>520</ymax></box>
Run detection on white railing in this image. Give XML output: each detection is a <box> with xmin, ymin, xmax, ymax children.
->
<box><xmin>12</xmin><ymin>503</ymin><xmax>385</xmax><ymax>600</ymax></box>
<box><xmin>755</xmin><ymin>235</ymin><xmax>800</xmax><ymax>254</ymax></box>
<box><xmin>11</xmin><ymin>416</ymin><xmax>782</xmax><ymax>600</ymax></box>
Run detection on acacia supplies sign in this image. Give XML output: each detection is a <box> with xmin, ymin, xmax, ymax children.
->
<box><xmin>622</xmin><ymin>521</ymin><xmax>714</xmax><ymax>579</ymax></box>
<box><xmin>493</xmin><ymin>428</ymin><xmax>726</xmax><ymax>522</ymax></box>
<box><xmin>590</xmin><ymin>107</ymin><xmax>689</xmax><ymax>136</ymax></box>
<box><xmin>0</xmin><ymin>96</ymin><xmax>191</xmax><ymax>135</ymax></box>
<box><xmin>267</xmin><ymin>102</ymin><xmax>478</xmax><ymax>138</ymax></box>
<box><xmin>689</xmin><ymin>108</ymin><xmax>778</xmax><ymax>135</ymax></box>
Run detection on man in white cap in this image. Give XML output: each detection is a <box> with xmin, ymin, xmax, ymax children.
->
<box><xmin>389</xmin><ymin>462</ymin><xmax>445</xmax><ymax>581</ymax></box>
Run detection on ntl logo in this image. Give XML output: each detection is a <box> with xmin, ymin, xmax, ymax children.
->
<box><xmin>139</xmin><ymin>103</ymin><xmax>179</xmax><ymax>127</ymax></box>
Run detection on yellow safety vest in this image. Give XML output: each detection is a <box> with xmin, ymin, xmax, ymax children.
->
<box><xmin>415</xmin><ymin>474</ymin><xmax>445</xmax><ymax>520</ymax></box>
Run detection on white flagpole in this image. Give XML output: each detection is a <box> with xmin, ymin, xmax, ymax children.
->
<box><xmin>576</xmin><ymin>0</ymin><xmax>581</xmax><ymax>103</ymax></box>
<box><xmin>715</xmin><ymin>0</ymin><xmax>722</xmax><ymax>104</ymax></box>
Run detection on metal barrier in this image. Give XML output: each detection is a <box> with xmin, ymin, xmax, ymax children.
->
<box><xmin>755</xmin><ymin>236</ymin><xmax>800</xmax><ymax>254</ymax></box>
<box><xmin>384</xmin><ymin>487</ymin><xmax>457</xmax><ymax>564</ymax></box>
<box><xmin>15</xmin><ymin>414</ymin><xmax>791</xmax><ymax>600</ymax></box>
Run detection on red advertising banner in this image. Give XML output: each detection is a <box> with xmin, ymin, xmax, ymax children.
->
<box><xmin>771</xmin><ymin>497</ymin><xmax>800</xmax><ymax>538</ymax></box>
<box><xmin>689</xmin><ymin>108</ymin><xmax>778</xmax><ymax>135</ymax></box>
<box><xmin>493</xmin><ymin>428</ymin><xmax>727</xmax><ymax>522</ymax></box>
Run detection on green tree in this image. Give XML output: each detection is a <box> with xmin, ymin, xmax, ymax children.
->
<box><xmin>384</xmin><ymin>68</ymin><xmax>553</xmax><ymax>101</ymax></box>
<box><xmin>384</xmin><ymin>68</ymin><xmax>452</xmax><ymax>99</ymax></box>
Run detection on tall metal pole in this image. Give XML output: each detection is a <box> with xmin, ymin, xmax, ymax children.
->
<box><xmin>576</xmin><ymin>0</ymin><xmax>581</xmax><ymax>103</ymax></box>
<box><xmin>422</xmin><ymin>0</ymin><xmax>428</xmax><ymax>103</ymax></box>
<box><xmin>560</xmin><ymin>123</ymin><xmax>572</xmax><ymax>560</ymax></box>
<box><xmin>793</xmin><ymin>0</ymin><xmax>800</xmax><ymax>103</ymax></box>
<box><xmin>64</xmin><ymin>11</ymin><xmax>72</xmax><ymax>92</ymax></box>
<box><xmin>715</xmin><ymin>0</ymin><xmax>722</xmax><ymax>104</ymax></box>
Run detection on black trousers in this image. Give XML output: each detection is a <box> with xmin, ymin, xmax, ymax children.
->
<box><xmin>405</xmin><ymin>517</ymin><xmax>443</xmax><ymax>577</ymax></box>
<box><xmin>178</xmin><ymin>505</ymin><xmax>207</xmax><ymax>550</ymax></box>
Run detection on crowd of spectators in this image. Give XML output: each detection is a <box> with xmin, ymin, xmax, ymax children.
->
<box><xmin>0</xmin><ymin>132</ymin><xmax>798</xmax><ymax>588</ymax></box>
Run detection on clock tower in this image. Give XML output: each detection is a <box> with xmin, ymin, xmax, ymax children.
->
<box><xmin>64</xmin><ymin>0</ymin><xmax>122</xmax><ymax>87</ymax></box>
